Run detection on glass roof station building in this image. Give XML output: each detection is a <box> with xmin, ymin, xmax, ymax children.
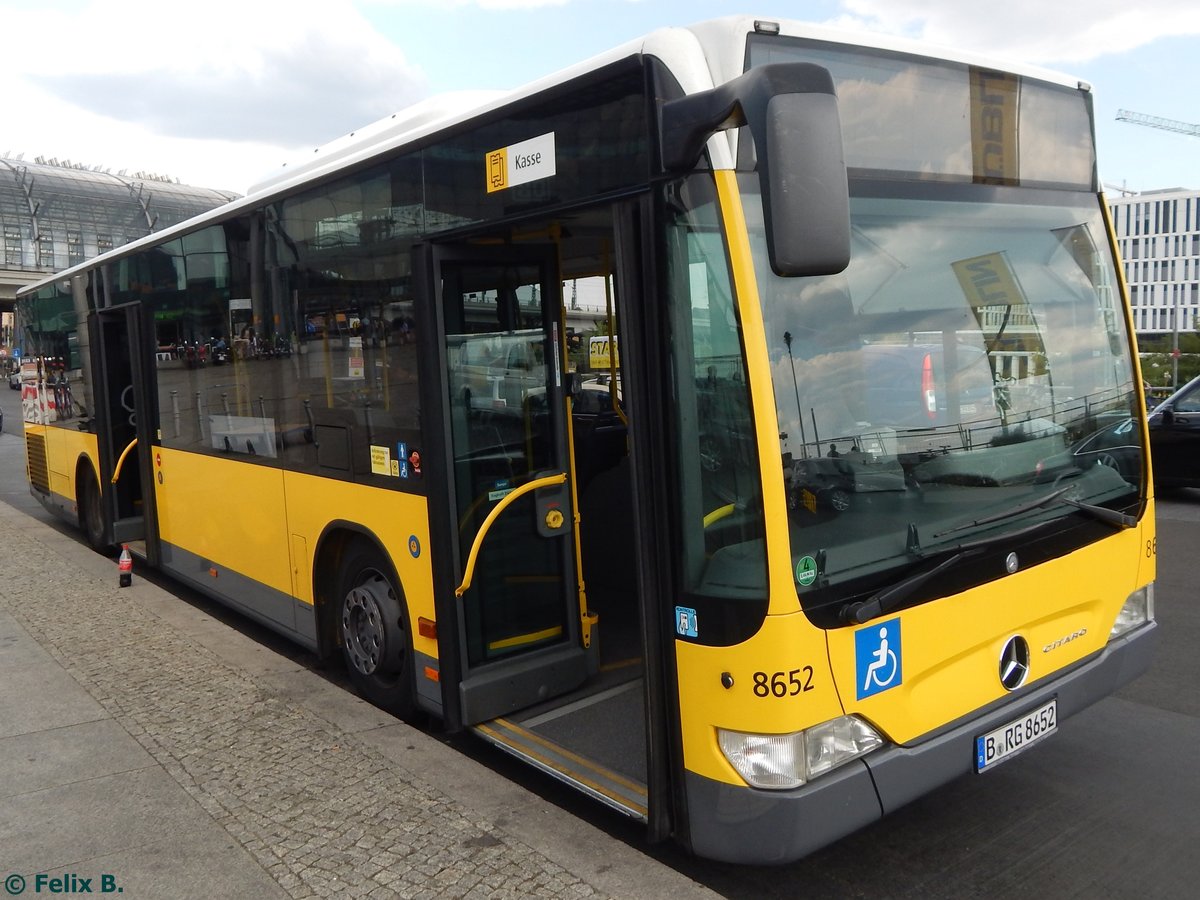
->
<box><xmin>1108</xmin><ymin>187</ymin><xmax>1200</xmax><ymax>341</ymax></box>
<box><xmin>1</xmin><ymin>154</ymin><xmax>238</xmax><ymax>354</ymax></box>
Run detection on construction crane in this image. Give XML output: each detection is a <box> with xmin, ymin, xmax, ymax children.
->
<box><xmin>1115</xmin><ymin>109</ymin><xmax>1200</xmax><ymax>137</ymax></box>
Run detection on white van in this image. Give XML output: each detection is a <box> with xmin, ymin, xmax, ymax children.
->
<box><xmin>450</xmin><ymin>330</ymin><xmax>547</xmax><ymax>413</ymax></box>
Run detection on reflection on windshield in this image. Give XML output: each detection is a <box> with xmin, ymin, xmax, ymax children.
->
<box><xmin>744</xmin><ymin>179</ymin><xmax>1143</xmax><ymax>610</ymax></box>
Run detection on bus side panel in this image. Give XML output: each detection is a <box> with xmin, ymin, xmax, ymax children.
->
<box><xmin>1138</xmin><ymin>499</ymin><xmax>1158</xmax><ymax>586</ymax></box>
<box><xmin>153</xmin><ymin>448</ymin><xmax>293</xmax><ymax>629</ymax></box>
<box><xmin>827</xmin><ymin>523</ymin><xmax>1153</xmax><ymax>744</ymax></box>
<box><xmin>27</xmin><ymin>421</ymin><xmax>97</xmax><ymax>521</ymax></box>
<box><xmin>673</xmin><ymin>612</ymin><xmax>845</xmax><ymax>786</ymax></box>
<box><xmin>279</xmin><ymin>470</ymin><xmax>438</xmax><ymax>670</ymax></box>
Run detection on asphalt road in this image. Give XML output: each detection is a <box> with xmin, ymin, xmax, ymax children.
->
<box><xmin>2</xmin><ymin>383</ymin><xmax>1196</xmax><ymax>898</ymax></box>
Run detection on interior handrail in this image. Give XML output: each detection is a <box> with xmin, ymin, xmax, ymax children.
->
<box><xmin>455</xmin><ymin>471</ymin><xmax>567</xmax><ymax>597</ymax></box>
<box><xmin>703</xmin><ymin>503</ymin><xmax>736</xmax><ymax>529</ymax></box>
<box><xmin>111</xmin><ymin>437</ymin><xmax>138</xmax><ymax>484</ymax></box>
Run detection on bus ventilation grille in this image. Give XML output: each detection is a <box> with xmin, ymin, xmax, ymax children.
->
<box><xmin>25</xmin><ymin>433</ymin><xmax>50</xmax><ymax>494</ymax></box>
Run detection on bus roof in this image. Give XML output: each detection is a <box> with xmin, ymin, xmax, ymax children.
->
<box><xmin>17</xmin><ymin>16</ymin><xmax>1087</xmax><ymax>299</ymax></box>
<box><xmin>687</xmin><ymin>16</ymin><xmax>1085</xmax><ymax>95</ymax></box>
<box><xmin>249</xmin><ymin>16</ymin><xmax>1085</xmax><ymax>199</ymax></box>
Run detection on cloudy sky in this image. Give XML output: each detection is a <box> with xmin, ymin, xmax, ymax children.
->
<box><xmin>4</xmin><ymin>0</ymin><xmax>1198</xmax><ymax>195</ymax></box>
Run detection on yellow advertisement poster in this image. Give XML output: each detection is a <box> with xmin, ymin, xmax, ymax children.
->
<box><xmin>588</xmin><ymin>335</ymin><xmax>619</xmax><ymax>369</ymax></box>
<box><xmin>952</xmin><ymin>251</ymin><xmax>1025</xmax><ymax>309</ymax></box>
<box><xmin>953</xmin><ymin>251</ymin><xmax>1045</xmax><ymax>363</ymax></box>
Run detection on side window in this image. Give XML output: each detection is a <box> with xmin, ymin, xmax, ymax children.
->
<box><xmin>150</xmin><ymin>171</ymin><xmax>425</xmax><ymax>487</ymax></box>
<box><xmin>1175</xmin><ymin>384</ymin><xmax>1200</xmax><ymax>413</ymax></box>
<box><xmin>661</xmin><ymin>174</ymin><xmax>768</xmax><ymax>622</ymax></box>
<box><xmin>16</xmin><ymin>279</ymin><xmax>92</xmax><ymax>426</ymax></box>
<box><xmin>273</xmin><ymin>155</ymin><xmax>425</xmax><ymax>488</ymax></box>
<box><xmin>149</xmin><ymin>226</ymin><xmax>265</xmax><ymax>456</ymax></box>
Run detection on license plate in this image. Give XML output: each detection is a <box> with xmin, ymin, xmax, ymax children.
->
<box><xmin>975</xmin><ymin>698</ymin><xmax>1057</xmax><ymax>772</ymax></box>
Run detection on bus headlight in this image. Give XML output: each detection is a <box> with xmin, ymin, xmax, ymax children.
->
<box><xmin>717</xmin><ymin>716</ymin><xmax>884</xmax><ymax>790</ymax></box>
<box><xmin>1110</xmin><ymin>583</ymin><xmax>1154</xmax><ymax>639</ymax></box>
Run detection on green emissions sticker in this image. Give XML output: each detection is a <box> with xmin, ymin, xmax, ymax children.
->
<box><xmin>796</xmin><ymin>555</ymin><xmax>818</xmax><ymax>587</ymax></box>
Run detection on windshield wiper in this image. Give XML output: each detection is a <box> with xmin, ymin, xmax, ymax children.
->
<box><xmin>840</xmin><ymin>548</ymin><xmax>984</xmax><ymax>625</ymax></box>
<box><xmin>933</xmin><ymin>486</ymin><xmax>1073</xmax><ymax>539</ymax></box>
<box><xmin>933</xmin><ymin>485</ymin><xmax>1136</xmax><ymax>540</ymax></box>
<box><xmin>1060</xmin><ymin>496</ymin><xmax>1137</xmax><ymax>529</ymax></box>
<box><xmin>839</xmin><ymin>491</ymin><xmax>1137</xmax><ymax>625</ymax></box>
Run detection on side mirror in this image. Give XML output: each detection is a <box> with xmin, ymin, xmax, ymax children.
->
<box><xmin>758</xmin><ymin>89</ymin><xmax>850</xmax><ymax>276</ymax></box>
<box><xmin>660</xmin><ymin>63</ymin><xmax>851</xmax><ymax>277</ymax></box>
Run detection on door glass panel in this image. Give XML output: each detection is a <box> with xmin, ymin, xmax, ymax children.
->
<box><xmin>99</xmin><ymin>311</ymin><xmax>144</xmax><ymax>523</ymax></box>
<box><xmin>441</xmin><ymin>259</ymin><xmax>570</xmax><ymax>665</ymax></box>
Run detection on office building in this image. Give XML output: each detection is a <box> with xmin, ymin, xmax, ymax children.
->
<box><xmin>1109</xmin><ymin>187</ymin><xmax>1200</xmax><ymax>340</ymax></box>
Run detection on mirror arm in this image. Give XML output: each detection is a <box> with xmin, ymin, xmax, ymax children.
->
<box><xmin>659</xmin><ymin>63</ymin><xmax>837</xmax><ymax>173</ymax></box>
<box><xmin>659</xmin><ymin>63</ymin><xmax>850</xmax><ymax>278</ymax></box>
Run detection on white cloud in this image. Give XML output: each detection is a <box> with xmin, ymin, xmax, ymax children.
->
<box><xmin>6</xmin><ymin>0</ymin><xmax>426</xmax><ymax>191</ymax></box>
<box><xmin>6</xmin><ymin>0</ymin><xmax>1197</xmax><ymax>193</ymax></box>
<box><xmin>835</xmin><ymin>0</ymin><xmax>1200</xmax><ymax>64</ymax></box>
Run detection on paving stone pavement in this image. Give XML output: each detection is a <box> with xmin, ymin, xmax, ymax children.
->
<box><xmin>0</xmin><ymin>502</ymin><xmax>718</xmax><ymax>899</ymax></box>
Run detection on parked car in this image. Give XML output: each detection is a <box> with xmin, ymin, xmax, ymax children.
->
<box><xmin>1148</xmin><ymin>373</ymin><xmax>1200</xmax><ymax>488</ymax></box>
<box><xmin>1061</xmin><ymin>415</ymin><xmax>1141</xmax><ymax>483</ymax></box>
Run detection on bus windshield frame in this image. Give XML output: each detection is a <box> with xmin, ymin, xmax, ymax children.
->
<box><xmin>739</xmin><ymin>175</ymin><xmax>1143</xmax><ymax>627</ymax></box>
<box><xmin>701</xmin><ymin>35</ymin><xmax>1145</xmax><ymax>628</ymax></box>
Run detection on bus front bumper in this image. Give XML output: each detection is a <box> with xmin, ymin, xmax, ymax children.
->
<box><xmin>684</xmin><ymin>621</ymin><xmax>1157</xmax><ymax>865</ymax></box>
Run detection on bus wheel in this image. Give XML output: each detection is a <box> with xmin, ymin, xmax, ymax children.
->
<box><xmin>337</xmin><ymin>546</ymin><xmax>415</xmax><ymax>718</ymax></box>
<box><xmin>78</xmin><ymin>468</ymin><xmax>110</xmax><ymax>553</ymax></box>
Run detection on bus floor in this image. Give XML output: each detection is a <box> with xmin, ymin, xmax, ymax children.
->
<box><xmin>474</xmin><ymin>584</ymin><xmax>649</xmax><ymax>821</ymax></box>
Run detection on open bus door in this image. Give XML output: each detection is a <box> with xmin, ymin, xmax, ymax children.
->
<box><xmin>87</xmin><ymin>303</ymin><xmax>160</xmax><ymax>564</ymax></box>
<box><xmin>420</xmin><ymin>244</ymin><xmax>590</xmax><ymax>724</ymax></box>
<box><xmin>418</xmin><ymin>229</ymin><xmax>657</xmax><ymax>826</ymax></box>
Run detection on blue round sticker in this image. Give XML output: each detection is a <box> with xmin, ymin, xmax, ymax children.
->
<box><xmin>408</xmin><ymin>535</ymin><xmax>421</xmax><ymax>558</ymax></box>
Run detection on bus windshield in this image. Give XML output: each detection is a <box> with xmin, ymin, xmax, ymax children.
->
<box><xmin>742</xmin><ymin>178</ymin><xmax>1143</xmax><ymax>624</ymax></box>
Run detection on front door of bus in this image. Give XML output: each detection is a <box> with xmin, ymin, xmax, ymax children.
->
<box><xmin>426</xmin><ymin>244</ymin><xmax>589</xmax><ymax>724</ymax></box>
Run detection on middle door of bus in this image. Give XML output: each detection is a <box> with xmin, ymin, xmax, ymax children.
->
<box><xmin>88</xmin><ymin>301</ymin><xmax>160</xmax><ymax>560</ymax></box>
<box><xmin>424</xmin><ymin>243</ymin><xmax>589</xmax><ymax>724</ymax></box>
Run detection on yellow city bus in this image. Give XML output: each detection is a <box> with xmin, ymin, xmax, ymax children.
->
<box><xmin>15</xmin><ymin>17</ymin><xmax>1157</xmax><ymax>863</ymax></box>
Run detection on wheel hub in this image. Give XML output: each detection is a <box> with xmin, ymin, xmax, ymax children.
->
<box><xmin>341</xmin><ymin>575</ymin><xmax>394</xmax><ymax>676</ymax></box>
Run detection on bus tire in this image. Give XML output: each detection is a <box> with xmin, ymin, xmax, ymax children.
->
<box><xmin>77</xmin><ymin>467</ymin><xmax>110</xmax><ymax>553</ymax></box>
<box><xmin>336</xmin><ymin>543</ymin><xmax>415</xmax><ymax>718</ymax></box>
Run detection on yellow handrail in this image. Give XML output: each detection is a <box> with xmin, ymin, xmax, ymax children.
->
<box><xmin>563</xmin><ymin>395</ymin><xmax>590</xmax><ymax>635</ymax></box>
<box><xmin>455</xmin><ymin>472</ymin><xmax>567</xmax><ymax>597</ymax></box>
<box><xmin>703</xmin><ymin>503</ymin><xmax>736</xmax><ymax>529</ymax></box>
<box><xmin>111</xmin><ymin>438</ymin><xmax>138</xmax><ymax>484</ymax></box>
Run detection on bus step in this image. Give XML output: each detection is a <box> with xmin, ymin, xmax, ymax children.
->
<box><xmin>472</xmin><ymin>717</ymin><xmax>648</xmax><ymax>822</ymax></box>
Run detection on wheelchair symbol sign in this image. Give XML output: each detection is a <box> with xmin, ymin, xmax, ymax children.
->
<box><xmin>855</xmin><ymin>618</ymin><xmax>902</xmax><ymax>699</ymax></box>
